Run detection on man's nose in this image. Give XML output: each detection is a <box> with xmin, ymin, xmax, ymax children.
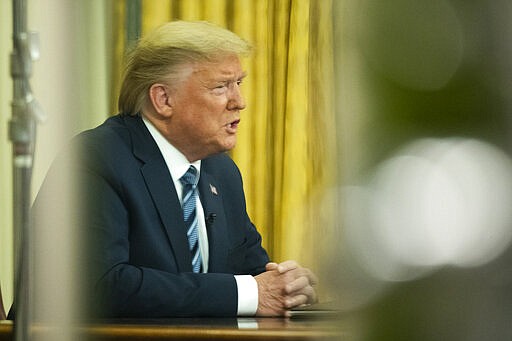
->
<box><xmin>227</xmin><ymin>86</ymin><xmax>246</xmax><ymax>111</ymax></box>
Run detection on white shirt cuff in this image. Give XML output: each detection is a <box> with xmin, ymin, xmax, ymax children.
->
<box><xmin>234</xmin><ymin>275</ymin><xmax>258</xmax><ymax>316</ymax></box>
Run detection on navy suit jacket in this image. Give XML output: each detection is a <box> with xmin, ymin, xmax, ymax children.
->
<box><xmin>32</xmin><ymin>114</ymin><xmax>269</xmax><ymax>318</ymax></box>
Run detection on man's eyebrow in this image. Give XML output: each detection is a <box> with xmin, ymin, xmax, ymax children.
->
<box><xmin>218</xmin><ymin>71</ymin><xmax>247</xmax><ymax>79</ymax></box>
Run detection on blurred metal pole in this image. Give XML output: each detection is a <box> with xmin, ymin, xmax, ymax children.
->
<box><xmin>10</xmin><ymin>0</ymin><xmax>44</xmax><ymax>339</ymax></box>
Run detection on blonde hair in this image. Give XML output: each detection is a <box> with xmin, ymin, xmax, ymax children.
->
<box><xmin>118</xmin><ymin>21</ymin><xmax>252</xmax><ymax>115</ymax></box>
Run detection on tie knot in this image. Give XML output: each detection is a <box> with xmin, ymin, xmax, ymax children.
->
<box><xmin>180</xmin><ymin>166</ymin><xmax>198</xmax><ymax>186</ymax></box>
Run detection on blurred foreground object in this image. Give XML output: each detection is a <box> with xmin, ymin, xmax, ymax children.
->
<box><xmin>346</xmin><ymin>138</ymin><xmax>512</xmax><ymax>279</ymax></box>
<box><xmin>331</xmin><ymin>0</ymin><xmax>512</xmax><ymax>338</ymax></box>
<box><xmin>327</xmin><ymin>139</ymin><xmax>512</xmax><ymax>340</ymax></box>
<box><xmin>9</xmin><ymin>0</ymin><xmax>44</xmax><ymax>339</ymax></box>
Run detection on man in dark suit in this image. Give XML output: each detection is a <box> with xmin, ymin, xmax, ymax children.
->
<box><xmin>32</xmin><ymin>21</ymin><xmax>317</xmax><ymax>318</ymax></box>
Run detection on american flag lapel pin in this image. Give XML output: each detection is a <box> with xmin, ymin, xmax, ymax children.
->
<box><xmin>209</xmin><ymin>184</ymin><xmax>218</xmax><ymax>195</ymax></box>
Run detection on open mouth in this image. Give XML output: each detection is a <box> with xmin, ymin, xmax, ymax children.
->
<box><xmin>227</xmin><ymin>119</ymin><xmax>240</xmax><ymax>130</ymax></box>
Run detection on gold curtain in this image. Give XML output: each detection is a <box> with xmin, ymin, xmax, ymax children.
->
<box><xmin>110</xmin><ymin>0</ymin><xmax>337</xmax><ymax>270</ymax></box>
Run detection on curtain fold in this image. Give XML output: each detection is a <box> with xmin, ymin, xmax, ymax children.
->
<box><xmin>110</xmin><ymin>0</ymin><xmax>128</xmax><ymax>114</ymax></box>
<box><xmin>110</xmin><ymin>0</ymin><xmax>337</xmax><ymax>268</ymax></box>
<box><xmin>141</xmin><ymin>0</ymin><xmax>172</xmax><ymax>34</ymax></box>
<box><xmin>276</xmin><ymin>0</ymin><xmax>311</xmax><ymax>262</ymax></box>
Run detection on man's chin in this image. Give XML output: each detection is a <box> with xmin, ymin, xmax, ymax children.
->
<box><xmin>202</xmin><ymin>137</ymin><xmax>237</xmax><ymax>158</ymax></box>
<box><xmin>221</xmin><ymin>138</ymin><xmax>237</xmax><ymax>152</ymax></box>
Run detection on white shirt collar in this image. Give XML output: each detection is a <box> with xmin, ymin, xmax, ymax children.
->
<box><xmin>142</xmin><ymin>116</ymin><xmax>201</xmax><ymax>182</ymax></box>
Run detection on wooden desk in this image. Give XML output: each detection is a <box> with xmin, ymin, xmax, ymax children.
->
<box><xmin>0</xmin><ymin>317</ymin><xmax>345</xmax><ymax>340</ymax></box>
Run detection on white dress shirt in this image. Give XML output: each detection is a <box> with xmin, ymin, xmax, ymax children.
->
<box><xmin>143</xmin><ymin>117</ymin><xmax>258</xmax><ymax>316</ymax></box>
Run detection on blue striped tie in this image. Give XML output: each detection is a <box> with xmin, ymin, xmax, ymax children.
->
<box><xmin>180</xmin><ymin>166</ymin><xmax>201</xmax><ymax>273</ymax></box>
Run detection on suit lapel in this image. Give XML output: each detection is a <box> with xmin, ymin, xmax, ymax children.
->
<box><xmin>124</xmin><ymin>115</ymin><xmax>192</xmax><ymax>272</ymax></box>
<box><xmin>198</xmin><ymin>170</ymin><xmax>230</xmax><ymax>272</ymax></box>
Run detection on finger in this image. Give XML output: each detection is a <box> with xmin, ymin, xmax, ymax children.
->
<box><xmin>285</xmin><ymin>275</ymin><xmax>310</xmax><ymax>294</ymax></box>
<box><xmin>286</xmin><ymin>283</ymin><xmax>317</xmax><ymax>304</ymax></box>
<box><xmin>291</xmin><ymin>267</ymin><xmax>319</xmax><ymax>286</ymax></box>
<box><xmin>277</xmin><ymin>262</ymin><xmax>319</xmax><ymax>286</ymax></box>
<box><xmin>276</xmin><ymin>260</ymin><xmax>299</xmax><ymax>273</ymax></box>
<box><xmin>282</xmin><ymin>268</ymin><xmax>318</xmax><ymax>290</ymax></box>
<box><xmin>265</xmin><ymin>262</ymin><xmax>279</xmax><ymax>271</ymax></box>
<box><xmin>285</xmin><ymin>288</ymin><xmax>317</xmax><ymax>309</ymax></box>
<box><xmin>301</xmin><ymin>285</ymin><xmax>318</xmax><ymax>304</ymax></box>
<box><xmin>304</xmin><ymin>268</ymin><xmax>319</xmax><ymax>286</ymax></box>
<box><xmin>284</xmin><ymin>294</ymin><xmax>309</xmax><ymax>309</ymax></box>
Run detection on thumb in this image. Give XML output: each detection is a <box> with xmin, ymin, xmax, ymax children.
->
<box><xmin>265</xmin><ymin>262</ymin><xmax>279</xmax><ymax>271</ymax></box>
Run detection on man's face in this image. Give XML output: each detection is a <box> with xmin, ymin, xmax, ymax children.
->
<box><xmin>168</xmin><ymin>54</ymin><xmax>247</xmax><ymax>161</ymax></box>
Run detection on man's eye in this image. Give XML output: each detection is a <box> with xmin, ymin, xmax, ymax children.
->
<box><xmin>211</xmin><ymin>84</ymin><xmax>227</xmax><ymax>94</ymax></box>
<box><xmin>212</xmin><ymin>83</ymin><xmax>228</xmax><ymax>91</ymax></box>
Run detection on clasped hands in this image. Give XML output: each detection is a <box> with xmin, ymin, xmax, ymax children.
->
<box><xmin>255</xmin><ymin>260</ymin><xmax>318</xmax><ymax>316</ymax></box>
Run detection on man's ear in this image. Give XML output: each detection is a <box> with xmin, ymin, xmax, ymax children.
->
<box><xmin>149</xmin><ymin>83</ymin><xmax>173</xmax><ymax>118</ymax></box>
